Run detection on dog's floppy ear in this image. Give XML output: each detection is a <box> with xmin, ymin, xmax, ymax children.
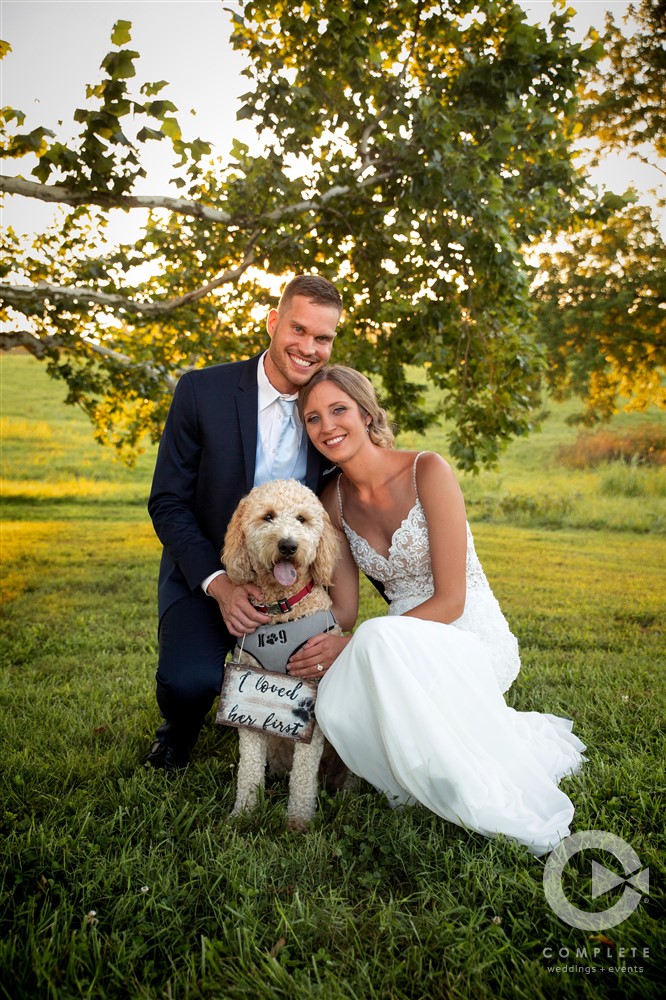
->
<box><xmin>222</xmin><ymin>496</ymin><xmax>254</xmax><ymax>584</ymax></box>
<box><xmin>311</xmin><ymin>510</ymin><xmax>341</xmax><ymax>586</ymax></box>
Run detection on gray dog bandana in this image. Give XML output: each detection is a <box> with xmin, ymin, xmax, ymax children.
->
<box><xmin>235</xmin><ymin>610</ymin><xmax>338</xmax><ymax>673</ymax></box>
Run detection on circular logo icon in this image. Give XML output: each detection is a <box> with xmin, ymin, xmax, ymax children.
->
<box><xmin>543</xmin><ymin>830</ymin><xmax>650</xmax><ymax>930</ymax></box>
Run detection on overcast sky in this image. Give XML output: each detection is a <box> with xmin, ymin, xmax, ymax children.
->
<box><xmin>1</xmin><ymin>0</ymin><xmax>661</xmax><ymax>238</ymax></box>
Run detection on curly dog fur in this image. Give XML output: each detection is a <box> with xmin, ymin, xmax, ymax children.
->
<box><xmin>222</xmin><ymin>479</ymin><xmax>344</xmax><ymax>831</ymax></box>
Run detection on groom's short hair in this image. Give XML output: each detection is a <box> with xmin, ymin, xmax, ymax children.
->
<box><xmin>278</xmin><ymin>274</ymin><xmax>342</xmax><ymax>315</ymax></box>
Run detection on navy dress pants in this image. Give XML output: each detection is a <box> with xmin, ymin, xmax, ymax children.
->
<box><xmin>155</xmin><ymin>591</ymin><xmax>236</xmax><ymax>750</ymax></box>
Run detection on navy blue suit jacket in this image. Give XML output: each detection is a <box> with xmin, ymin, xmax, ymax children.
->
<box><xmin>148</xmin><ymin>355</ymin><xmax>335</xmax><ymax>620</ymax></box>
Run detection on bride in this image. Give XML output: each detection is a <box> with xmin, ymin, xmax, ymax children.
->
<box><xmin>287</xmin><ymin>365</ymin><xmax>585</xmax><ymax>856</ymax></box>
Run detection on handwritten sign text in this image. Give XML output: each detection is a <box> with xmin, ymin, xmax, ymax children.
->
<box><xmin>216</xmin><ymin>662</ymin><xmax>318</xmax><ymax>743</ymax></box>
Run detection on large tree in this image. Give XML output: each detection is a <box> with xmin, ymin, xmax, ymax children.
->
<box><xmin>578</xmin><ymin>0</ymin><xmax>665</xmax><ymax>173</ymax></box>
<box><xmin>1</xmin><ymin>0</ymin><xmax>603</xmax><ymax>468</ymax></box>
<box><xmin>535</xmin><ymin>0</ymin><xmax>665</xmax><ymax>423</ymax></box>
<box><xmin>534</xmin><ymin>202</ymin><xmax>666</xmax><ymax>421</ymax></box>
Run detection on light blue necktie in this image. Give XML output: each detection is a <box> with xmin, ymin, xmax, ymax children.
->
<box><xmin>271</xmin><ymin>397</ymin><xmax>299</xmax><ymax>479</ymax></box>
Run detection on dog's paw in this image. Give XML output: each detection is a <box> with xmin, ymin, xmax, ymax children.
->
<box><xmin>285</xmin><ymin>816</ymin><xmax>310</xmax><ymax>833</ymax></box>
<box><xmin>228</xmin><ymin>790</ymin><xmax>259</xmax><ymax>818</ymax></box>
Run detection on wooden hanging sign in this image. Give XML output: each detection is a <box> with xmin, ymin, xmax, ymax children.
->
<box><xmin>216</xmin><ymin>661</ymin><xmax>318</xmax><ymax>743</ymax></box>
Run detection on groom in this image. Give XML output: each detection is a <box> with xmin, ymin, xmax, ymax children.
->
<box><xmin>146</xmin><ymin>274</ymin><xmax>343</xmax><ymax>772</ymax></box>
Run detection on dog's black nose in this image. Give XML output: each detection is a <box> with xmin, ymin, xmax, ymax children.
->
<box><xmin>278</xmin><ymin>537</ymin><xmax>298</xmax><ymax>557</ymax></box>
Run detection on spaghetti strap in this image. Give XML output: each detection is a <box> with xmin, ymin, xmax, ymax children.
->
<box><xmin>335</xmin><ymin>473</ymin><xmax>345</xmax><ymax>523</ymax></box>
<box><xmin>337</xmin><ymin>453</ymin><xmax>428</xmax><ymax>537</ymax></box>
<box><xmin>412</xmin><ymin>451</ymin><xmax>429</xmax><ymax>500</ymax></box>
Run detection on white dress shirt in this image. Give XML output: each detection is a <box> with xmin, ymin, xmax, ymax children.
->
<box><xmin>202</xmin><ymin>352</ymin><xmax>304</xmax><ymax>595</ymax></box>
<box><xmin>255</xmin><ymin>349</ymin><xmax>305</xmax><ymax>461</ymax></box>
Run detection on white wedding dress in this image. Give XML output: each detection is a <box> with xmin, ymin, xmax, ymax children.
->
<box><xmin>316</xmin><ymin>454</ymin><xmax>585</xmax><ymax>856</ymax></box>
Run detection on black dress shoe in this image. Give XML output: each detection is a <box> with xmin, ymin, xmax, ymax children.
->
<box><xmin>144</xmin><ymin>739</ymin><xmax>190</xmax><ymax>773</ymax></box>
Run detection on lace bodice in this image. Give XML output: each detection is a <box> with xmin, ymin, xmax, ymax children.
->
<box><xmin>336</xmin><ymin>453</ymin><xmax>521</xmax><ymax>691</ymax></box>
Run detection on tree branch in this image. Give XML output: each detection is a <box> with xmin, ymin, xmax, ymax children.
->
<box><xmin>0</xmin><ymin>328</ymin><xmax>179</xmax><ymax>388</ymax></box>
<box><xmin>0</xmin><ymin>169</ymin><xmax>391</xmax><ymax>316</ymax></box>
<box><xmin>629</xmin><ymin>150</ymin><xmax>666</xmax><ymax>179</ymax></box>
<box><xmin>0</xmin><ymin>168</ymin><xmax>394</xmax><ymax>229</ymax></box>
<box><xmin>1</xmin><ymin>281</ymin><xmax>167</xmax><ymax>314</ymax></box>
<box><xmin>265</xmin><ymin>170</ymin><xmax>393</xmax><ymax>221</ymax></box>
<box><xmin>78</xmin><ymin>337</ymin><xmax>179</xmax><ymax>388</ymax></box>
<box><xmin>357</xmin><ymin>2</ymin><xmax>425</xmax><ymax>164</ymax></box>
<box><xmin>0</xmin><ymin>245</ymin><xmax>258</xmax><ymax>316</ymax></box>
<box><xmin>0</xmin><ymin>328</ymin><xmax>58</xmax><ymax>358</ymax></box>
<box><xmin>0</xmin><ymin>175</ymin><xmax>233</xmax><ymax>223</ymax></box>
<box><xmin>400</xmin><ymin>0</ymin><xmax>425</xmax><ymax>83</ymax></box>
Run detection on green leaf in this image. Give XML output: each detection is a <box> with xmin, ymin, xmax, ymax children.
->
<box><xmin>146</xmin><ymin>100</ymin><xmax>178</xmax><ymax>118</ymax></box>
<box><xmin>601</xmin><ymin>190</ymin><xmax>635</xmax><ymax>211</ymax></box>
<box><xmin>19</xmin><ymin>126</ymin><xmax>56</xmax><ymax>151</ymax></box>
<box><xmin>2</xmin><ymin>106</ymin><xmax>26</xmax><ymax>126</ymax></box>
<box><xmin>222</xmin><ymin>5</ymin><xmax>245</xmax><ymax>26</ymax></box>
<box><xmin>100</xmin><ymin>50</ymin><xmax>140</xmax><ymax>81</ymax></box>
<box><xmin>231</xmin><ymin>139</ymin><xmax>250</xmax><ymax>159</ymax></box>
<box><xmin>86</xmin><ymin>83</ymin><xmax>107</xmax><ymax>100</ymax></box>
<box><xmin>141</xmin><ymin>80</ymin><xmax>169</xmax><ymax>97</ymax></box>
<box><xmin>160</xmin><ymin>117</ymin><xmax>182</xmax><ymax>141</ymax></box>
<box><xmin>136</xmin><ymin>126</ymin><xmax>166</xmax><ymax>142</ymax></box>
<box><xmin>32</xmin><ymin>160</ymin><xmax>52</xmax><ymax>183</ymax></box>
<box><xmin>111</xmin><ymin>20</ymin><xmax>132</xmax><ymax>46</ymax></box>
<box><xmin>108</xmin><ymin>98</ymin><xmax>132</xmax><ymax>118</ymax></box>
<box><xmin>190</xmin><ymin>138</ymin><xmax>212</xmax><ymax>160</ymax></box>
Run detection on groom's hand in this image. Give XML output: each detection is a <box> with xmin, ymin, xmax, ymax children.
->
<box><xmin>207</xmin><ymin>574</ymin><xmax>269</xmax><ymax>637</ymax></box>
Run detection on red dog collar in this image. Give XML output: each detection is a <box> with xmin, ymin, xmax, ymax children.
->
<box><xmin>252</xmin><ymin>580</ymin><xmax>314</xmax><ymax>616</ymax></box>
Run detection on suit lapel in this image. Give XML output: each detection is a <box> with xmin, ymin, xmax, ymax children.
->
<box><xmin>237</xmin><ymin>357</ymin><xmax>260</xmax><ymax>492</ymax></box>
<box><xmin>305</xmin><ymin>442</ymin><xmax>320</xmax><ymax>491</ymax></box>
<box><xmin>305</xmin><ymin>443</ymin><xmax>337</xmax><ymax>492</ymax></box>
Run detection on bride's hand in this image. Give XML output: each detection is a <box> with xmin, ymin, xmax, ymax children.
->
<box><xmin>287</xmin><ymin>632</ymin><xmax>351</xmax><ymax>679</ymax></box>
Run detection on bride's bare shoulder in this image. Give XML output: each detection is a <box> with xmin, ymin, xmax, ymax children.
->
<box><xmin>409</xmin><ymin>451</ymin><xmax>463</xmax><ymax>507</ymax></box>
<box><xmin>407</xmin><ymin>449</ymin><xmax>456</xmax><ymax>479</ymax></box>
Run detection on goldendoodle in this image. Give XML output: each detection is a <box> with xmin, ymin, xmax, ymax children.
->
<box><xmin>221</xmin><ymin>478</ymin><xmax>344</xmax><ymax>831</ymax></box>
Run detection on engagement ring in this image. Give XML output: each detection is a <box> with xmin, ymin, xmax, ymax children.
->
<box><xmin>316</xmin><ymin>663</ymin><xmax>324</xmax><ymax>672</ymax></box>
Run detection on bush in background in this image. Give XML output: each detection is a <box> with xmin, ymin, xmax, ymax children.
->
<box><xmin>556</xmin><ymin>425</ymin><xmax>666</xmax><ymax>468</ymax></box>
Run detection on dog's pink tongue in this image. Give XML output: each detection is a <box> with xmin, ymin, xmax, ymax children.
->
<box><xmin>273</xmin><ymin>560</ymin><xmax>298</xmax><ymax>586</ymax></box>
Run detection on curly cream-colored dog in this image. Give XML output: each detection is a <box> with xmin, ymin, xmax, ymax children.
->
<box><xmin>222</xmin><ymin>478</ymin><xmax>343</xmax><ymax>831</ymax></box>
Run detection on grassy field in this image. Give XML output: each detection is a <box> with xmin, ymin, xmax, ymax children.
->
<box><xmin>1</xmin><ymin>353</ymin><xmax>664</xmax><ymax>999</ymax></box>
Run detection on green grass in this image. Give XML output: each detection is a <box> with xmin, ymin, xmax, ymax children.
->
<box><xmin>398</xmin><ymin>392</ymin><xmax>666</xmax><ymax>535</ymax></box>
<box><xmin>1</xmin><ymin>354</ymin><xmax>664</xmax><ymax>999</ymax></box>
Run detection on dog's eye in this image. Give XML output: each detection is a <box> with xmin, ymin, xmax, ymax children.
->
<box><xmin>263</xmin><ymin>513</ymin><xmax>274</xmax><ymax>522</ymax></box>
<box><xmin>296</xmin><ymin>514</ymin><xmax>307</xmax><ymax>524</ymax></box>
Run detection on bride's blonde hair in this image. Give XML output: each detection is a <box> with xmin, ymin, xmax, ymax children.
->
<box><xmin>298</xmin><ymin>365</ymin><xmax>395</xmax><ymax>449</ymax></box>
